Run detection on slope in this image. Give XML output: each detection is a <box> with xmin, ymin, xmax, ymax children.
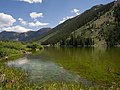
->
<box><xmin>66</xmin><ymin>1</ymin><xmax>120</xmax><ymax>47</ymax></box>
<box><xmin>38</xmin><ymin>2</ymin><xmax>114</xmax><ymax>45</ymax></box>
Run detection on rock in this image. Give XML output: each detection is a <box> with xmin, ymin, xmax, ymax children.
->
<box><xmin>112</xmin><ymin>82</ymin><xmax>116</xmax><ymax>85</ymax></box>
<box><xmin>5</xmin><ymin>56</ymin><xmax>8</xmax><ymax>60</ymax></box>
<box><xmin>24</xmin><ymin>51</ymin><xmax>32</xmax><ymax>55</ymax></box>
<box><xmin>0</xmin><ymin>74</ymin><xmax>6</xmax><ymax>83</ymax></box>
<box><xmin>10</xmin><ymin>79</ymin><xmax>16</xmax><ymax>84</ymax></box>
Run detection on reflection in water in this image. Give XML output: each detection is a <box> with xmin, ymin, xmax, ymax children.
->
<box><xmin>7</xmin><ymin>47</ymin><xmax>120</xmax><ymax>87</ymax></box>
<box><xmin>8</xmin><ymin>57</ymin><xmax>29</xmax><ymax>66</ymax></box>
<box><xmin>7</xmin><ymin>56</ymin><xmax>92</xmax><ymax>86</ymax></box>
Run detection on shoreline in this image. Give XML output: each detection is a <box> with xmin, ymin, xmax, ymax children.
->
<box><xmin>0</xmin><ymin>46</ymin><xmax>120</xmax><ymax>89</ymax></box>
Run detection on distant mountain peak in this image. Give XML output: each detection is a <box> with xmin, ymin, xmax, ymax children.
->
<box><xmin>0</xmin><ymin>28</ymin><xmax>51</xmax><ymax>42</ymax></box>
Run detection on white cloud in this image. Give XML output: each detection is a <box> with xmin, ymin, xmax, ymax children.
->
<box><xmin>2</xmin><ymin>25</ymin><xmax>32</xmax><ymax>32</ymax></box>
<box><xmin>0</xmin><ymin>13</ymin><xmax>16</xmax><ymax>27</ymax></box>
<box><xmin>29</xmin><ymin>21</ymin><xmax>49</xmax><ymax>27</ymax></box>
<box><xmin>71</xmin><ymin>9</ymin><xmax>80</xmax><ymax>15</ymax></box>
<box><xmin>59</xmin><ymin>8</ymin><xmax>80</xmax><ymax>24</ymax></box>
<box><xmin>19</xmin><ymin>0</ymin><xmax>42</xmax><ymax>4</ymax></box>
<box><xmin>18</xmin><ymin>18</ymin><xmax>27</xmax><ymax>26</ymax></box>
<box><xmin>30</xmin><ymin>12</ymin><xmax>43</xmax><ymax>19</ymax></box>
<box><xmin>59</xmin><ymin>16</ymin><xmax>74</xmax><ymax>24</ymax></box>
<box><xmin>18</xmin><ymin>17</ymin><xmax>49</xmax><ymax>28</ymax></box>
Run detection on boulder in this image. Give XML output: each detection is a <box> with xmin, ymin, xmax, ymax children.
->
<box><xmin>0</xmin><ymin>74</ymin><xmax>6</xmax><ymax>83</ymax></box>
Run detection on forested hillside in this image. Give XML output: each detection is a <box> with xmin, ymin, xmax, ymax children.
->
<box><xmin>37</xmin><ymin>1</ymin><xmax>120</xmax><ymax>47</ymax></box>
<box><xmin>63</xmin><ymin>2</ymin><xmax>120</xmax><ymax>47</ymax></box>
<box><xmin>38</xmin><ymin>2</ymin><xmax>115</xmax><ymax>46</ymax></box>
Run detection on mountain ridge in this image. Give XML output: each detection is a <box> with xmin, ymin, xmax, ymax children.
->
<box><xmin>37</xmin><ymin>1</ymin><xmax>116</xmax><ymax>47</ymax></box>
<box><xmin>0</xmin><ymin>28</ymin><xmax>51</xmax><ymax>42</ymax></box>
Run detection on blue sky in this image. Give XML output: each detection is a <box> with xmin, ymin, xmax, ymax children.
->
<box><xmin>0</xmin><ymin>0</ymin><xmax>113</xmax><ymax>32</ymax></box>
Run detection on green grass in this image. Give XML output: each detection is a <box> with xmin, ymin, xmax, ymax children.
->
<box><xmin>0</xmin><ymin>41</ymin><xmax>36</xmax><ymax>89</ymax></box>
<box><xmin>0</xmin><ymin>61</ymin><xmax>39</xmax><ymax>90</ymax></box>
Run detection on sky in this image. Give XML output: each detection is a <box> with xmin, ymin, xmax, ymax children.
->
<box><xmin>0</xmin><ymin>0</ymin><xmax>113</xmax><ymax>32</ymax></box>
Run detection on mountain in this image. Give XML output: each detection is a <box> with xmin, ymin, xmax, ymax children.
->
<box><xmin>20</xmin><ymin>28</ymin><xmax>51</xmax><ymax>41</ymax></box>
<box><xmin>38</xmin><ymin>1</ymin><xmax>120</xmax><ymax>47</ymax></box>
<box><xmin>0</xmin><ymin>28</ymin><xmax>51</xmax><ymax>42</ymax></box>
<box><xmin>0</xmin><ymin>31</ymin><xmax>19</xmax><ymax>41</ymax></box>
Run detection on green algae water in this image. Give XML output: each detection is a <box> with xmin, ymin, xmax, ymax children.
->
<box><xmin>7</xmin><ymin>47</ymin><xmax>120</xmax><ymax>88</ymax></box>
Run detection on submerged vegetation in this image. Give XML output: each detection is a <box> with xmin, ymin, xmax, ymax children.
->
<box><xmin>41</xmin><ymin>47</ymin><xmax>120</xmax><ymax>88</ymax></box>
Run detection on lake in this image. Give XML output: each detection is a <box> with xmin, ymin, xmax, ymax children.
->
<box><xmin>7</xmin><ymin>47</ymin><xmax>120</xmax><ymax>87</ymax></box>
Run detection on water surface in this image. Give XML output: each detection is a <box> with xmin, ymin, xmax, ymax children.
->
<box><xmin>7</xmin><ymin>47</ymin><xmax>120</xmax><ymax>86</ymax></box>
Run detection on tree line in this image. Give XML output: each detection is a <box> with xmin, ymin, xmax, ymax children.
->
<box><xmin>59</xmin><ymin>32</ymin><xmax>94</xmax><ymax>47</ymax></box>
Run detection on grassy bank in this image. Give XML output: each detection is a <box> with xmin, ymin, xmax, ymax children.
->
<box><xmin>0</xmin><ymin>41</ymin><xmax>42</xmax><ymax>89</ymax></box>
<box><xmin>0</xmin><ymin>61</ymin><xmax>38</xmax><ymax>90</ymax></box>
